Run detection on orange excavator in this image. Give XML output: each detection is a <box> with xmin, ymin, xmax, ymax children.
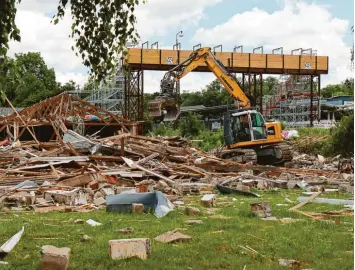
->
<box><xmin>148</xmin><ymin>47</ymin><xmax>292</xmax><ymax>164</ymax></box>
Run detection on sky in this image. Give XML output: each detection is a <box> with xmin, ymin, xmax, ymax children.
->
<box><xmin>8</xmin><ymin>0</ymin><xmax>354</xmax><ymax>93</ymax></box>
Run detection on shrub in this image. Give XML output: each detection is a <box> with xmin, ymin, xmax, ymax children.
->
<box><xmin>325</xmin><ymin>114</ymin><xmax>354</xmax><ymax>157</ymax></box>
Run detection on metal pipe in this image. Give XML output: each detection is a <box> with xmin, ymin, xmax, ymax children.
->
<box><xmin>310</xmin><ymin>75</ymin><xmax>314</xmax><ymax>127</ymax></box>
<box><xmin>291</xmin><ymin>48</ymin><xmax>302</xmax><ymax>55</ymax></box>
<box><xmin>173</xmin><ymin>43</ymin><xmax>181</xmax><ymax>50</ymax></box>
<box><xmin>151</xmin><ymin>42</ymin><xmax>158</xmax><ymax>49</ymax></box>
<box><xmin>142</xmin><ymin>41</ymin><xmax>149</xmax><ymax>49</ymax></box>
<box><xmin>253</xmin><ymin>46</ymin><xmax>263</xmax><ymax>54</ymax></box>
<box><xmin>234</xmin><ymin>45</ymin><xmax>243</xmax><ymax>53</ymax></box>
<box><xmin>193</xmin><ymin>43</ymin><xmax>201</xmax><ymax>51</ymax></box>
<box><xmin>301</xmin><ymin>48</ymin><xmax>312</xmax><ymax>55</ymax></box>
<box><xmin>272</xmin><ymin>47</ymin><xmax>283</xmax><ymax>54</ymax></box>
<box><xmin>213</xmin><ymin>45</ymin><xmax>222</xmax><ymax>52</ymax></box>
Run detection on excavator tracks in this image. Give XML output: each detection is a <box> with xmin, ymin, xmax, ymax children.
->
<box><xmin>219</xmin><ymin>148</ymin><xmax>258</xmax><ymax>164</ymax></box>
<box><xmin>272</xmin><ymin>142</ymin><xmax>293</xmax><ymax>163</ymax></box>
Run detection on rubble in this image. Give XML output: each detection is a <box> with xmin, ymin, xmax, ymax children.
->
<box><xmin>40</xmin><ymin>245</ymin><xmax>70</xmax><ymax>270</ymax></box>
<box><xmin>0</xmin><ymin>94</ymin><xmax>351</xmax><ymax>219</ymax></box>
<box><xmin>200</xmin><ymin>194</ymin><xmax>216</xmax><ymax>207</ymax></box>
<box><xmin>250</xmin><ymin>202</ymin><xmax>272</xmax><ymax>218</ymax></box>
<box><xmin>154</xmin><ymin>229</ymin><xmax>192</xmax><ymax>243</ymax></box>
<box><xmin>0</xmin><ymin>227</ymin><xmax>24</xmax><ymax>256</ymax></box>
<box><xmin>108</xmin><ymin>238</ymin><xmax>151</xmax><ymax>260</ymax></box>
<box><xmin>119</xmin><ymin>227</ymin><xmax>134</xmax><ymax>234</ymax></box>
<box><xmin>184</xmin><ymin>220</ymin><xmax>203</xmax><ymax>225</ymax></box>
<box><xmin>185</xmin><ymin>207</ymin><xmax>201</xmax><ymax>216</ymax></box>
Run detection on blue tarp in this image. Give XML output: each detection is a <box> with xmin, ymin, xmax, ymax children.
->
<box><xmin>106</xmin><ymin>191</ymin><xmax>174</xmax><ymax>218</ymax></box>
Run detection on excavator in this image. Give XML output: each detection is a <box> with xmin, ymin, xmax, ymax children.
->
<box><xmin>147</xmin><ymin>47</ymin><xmax>292</xmax><ymax>164</ymax></box>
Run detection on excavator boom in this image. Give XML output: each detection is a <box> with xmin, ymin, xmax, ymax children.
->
<box><xmin>148</xmin><ymin>47</ymin><xmax>250</xmax><ymax>121</ymax></box>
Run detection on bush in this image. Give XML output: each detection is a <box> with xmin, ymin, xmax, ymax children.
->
<box><xmin>292</xmin><ymin>115</ymin><xmax>354</xmax><ymax>157</ymax></box>
<box><xmin>193</xmin><ymin>129</ymin><xmax>224</xmax><ymax>151</ymax></box>
<box><xmin>178</xmin><ymin>113</ymin><xmax>205</xmax><ymax>138</ymax></box>
<box><xmin>149</xmin><ymin>124</ymin><xmax>179</xmax><ymax>137</ymax></box>
<box><xmin>325</xmin><ymin>114</ymin><xmax>354</xmax><ymax>157</ymax></box>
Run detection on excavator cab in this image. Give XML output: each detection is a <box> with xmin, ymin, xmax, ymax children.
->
<box><xmin>224</xmin><ymin>110</ymin><xmax>268</xmax><ymax>145</ymax></box>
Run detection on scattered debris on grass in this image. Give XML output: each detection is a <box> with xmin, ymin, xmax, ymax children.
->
<box><xmin>154</xmin><ymin>229</ymin><xmax>192</xmax><ymax>243</ymax></box>
<box><xmin>108</xmin><ymin>238</ymin><xmax>151</xmax><ymax>260</ymax></box>
<box><xmin>40</xmin><ymin>245</ymin><xmax>70</xmax><ymax>270</ymax></box>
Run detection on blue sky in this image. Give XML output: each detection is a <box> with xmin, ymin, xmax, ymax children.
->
<box><xmin>9</xmin><ymin>0</ymin><xmax>355</xmax><ymax>91</ymax></box>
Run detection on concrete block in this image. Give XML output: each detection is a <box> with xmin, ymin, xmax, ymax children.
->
<box><xmin>132</xmin><ymin>203</ymin><xmax>144</xmax><ymax>213</ymax></box>
<box><xmin>94</xmin><ymin>197</ymin><xmax>106</xmax><ymax>206</ymax></box>
<box><xmin>108</xmin><ymin>238</ymin><xmax>151</xmax><ymax>260</ymax></box>
<box><xmin>200</xmin><ymin>194</ymin><xmax>216</xmax><ymax>207</ymax></box>
<box><xmin>40</xmin><ymin>245</ymin><xmax>70</xmax><ymax>270</ymax></box>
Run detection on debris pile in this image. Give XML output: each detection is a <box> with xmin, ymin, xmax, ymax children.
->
<box><xmin>0</xmin><ymin>130</ymin><xmax>353</xmax><ymax>212</ymax></box>
<box><xmin>0</xmin><ymin>94</ymin><xmax>352</xmax><ymax>213</ymax></box>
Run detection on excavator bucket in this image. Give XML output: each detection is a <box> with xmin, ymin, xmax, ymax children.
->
<box><xmin>147</xmin><ymin>96</ymin><xmax>181</xmax><ymax>122</ymax></box>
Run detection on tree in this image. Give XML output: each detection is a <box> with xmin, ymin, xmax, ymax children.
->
<box><xmin>321</xmin><ymin>79</ymin><xmax>354</xmax><ymax>98</ymax></box>
<box><xmin>59</xmin><ymin>80</ymin><xmax>78</xmax><ymax>92</ymax></box>
<box><xmin>262</xmin><ymin>76</ymin><xmax>278</xmax><ymax>95</ymax></box>
<box><xmin>181</xmin><ymin>79</ymin><xmax>233</xmax><ymax>107</ymax></box>
<box><xmin>0</xmin><ymin>52</ymin><xmax>58</xmax><ymax>106</ymax></box>
<box><xmin>0</xmin><ymin>0</ymin><xmax>140</xmax><ymax>81</ymax></box>
<box><xmin>179</xmin><ymin>113</ymin><xmax>205</xmax><ymax>137</ymax></box>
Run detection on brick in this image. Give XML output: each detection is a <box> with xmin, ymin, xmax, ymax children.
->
<box><xmin>108</xmin><ymin>238</ymin><xmax>151</xmax><ymax>260</ymax></box>
<box><xmin>132</xmin><ymin>203</ymin><xmax>144</xmax><ymax>213</ymax></box>
<box><xmin>88</xmin><ymin>180</ymin><xmax>99</xmax><ymax>190</ymax></box>
<box><xmin>200</xmin><ymin>194</ymin><xmax>216</xmax><ymax>207</ymax></box>
<box><xmin>40</xmin><ymin>245</ymin><xmax>70</xmax><ymax>270</ymax></box>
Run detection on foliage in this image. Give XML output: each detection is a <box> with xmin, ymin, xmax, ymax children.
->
<box><xmin>179</xmin><ymin>113</ymin><xmax>205</xmax><ymax>137</ymax></box>
<box><xmin>149</xmin><ymin>123</ymin><xmax>179</xmax><ymax>137</ymax></box>
<box><xmin>0</xmin><ymin>52</ymin><xmax>58</xmax><ymax>106</ymax></box>
<box><xmin>193</xmin><ymin>128</ymin><xmax>224</xmax><ymax>151</ymax></box>
<box><xmin>58</xmin><ymin>80</ymin><xmax>78</xmax><ymax>92</ymax></box>
<box><xmin>320</xmin><ymin>78</ymin><xmax>354</xmax><ymax>98</ymax></box>
<box><xmin>0</xmin><ymin>0</ymin><xmax>21</xmax><ymax>56</ymax></box>
<box><xmin>181</xmin><ymin>80</ymin><xmax>233</xmax><ymax>107</ymax></box>
<box><xmin>293</xmin><ymin>116</ymin><xmax>354</xmax><ymax>158</ymax></box>
<box><xmin>326</xmin><ymin>113</ymin><xmax>354</xmax><ymax>157</ymax></box>
<box><xmin>262</xmin><ymin>76</ymin><xmax>278</xmax><ymax>95</ymax></box>
<box><xmin>0</xmin><ymin>0</ymin><xmax>141</xmax><ymax>82</ymax></box>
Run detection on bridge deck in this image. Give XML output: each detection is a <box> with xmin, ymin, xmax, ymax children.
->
<box><xmin>127</xmin><ymin>48</ymin><xmax>328</xmax><ymax>75</ymax></box>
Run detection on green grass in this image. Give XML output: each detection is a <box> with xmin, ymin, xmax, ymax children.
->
<box><xmin>296</xmin><ymin>127</ymin><xmax>330</xmax><ymax>137</ymax></box>
<box><xmin>0</xmin><ymin>190</ymin><xmax>353</xmax><ymax>270</ymax></box>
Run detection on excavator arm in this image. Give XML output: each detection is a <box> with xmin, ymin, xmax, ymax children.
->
<box><xmin>148</xmin><ymin>47</ymin><xmax>250</xmax><ymax>121</ymax></box>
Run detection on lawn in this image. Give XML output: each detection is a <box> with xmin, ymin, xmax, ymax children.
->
<box><xmin>0</xmin><ymin>190</ymin><xmax>353</xmax><ymax>270</ymax></box>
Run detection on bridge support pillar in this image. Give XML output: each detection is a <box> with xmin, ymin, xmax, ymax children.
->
<box><xmin>124</xmin><ymin>69</ymin><xmax>144</xmax><ymax>122</ymax></box>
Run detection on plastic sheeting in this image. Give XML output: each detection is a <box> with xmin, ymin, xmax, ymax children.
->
<box><xmin>282</xmin><ymin>130</ymin><xmax>299</xmax><ymax>139</ymax></box>
<box><xmin>106</xmin><ymin>191</ymin><xmax>174</xmax><ymax>218</ymax></box>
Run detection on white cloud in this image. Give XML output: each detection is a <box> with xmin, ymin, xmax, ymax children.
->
<box><xmin>135</xmin><ymin>0</ymin><xmax>221</xmax><ymax>40</ymax></box>
<box><xmin>8</xmin><ymin>7</ymin><xmax>88</xmax><ymax>85</ymax></box>
<box><xmin>192</xmin><ymin>0</ymin><xmax>353</xmax><ymax>86</ymax></box>
<box><xmin>8</xmin><ymin>0</ymin><xmax>220</xmax><ymax>87</ymax></box>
